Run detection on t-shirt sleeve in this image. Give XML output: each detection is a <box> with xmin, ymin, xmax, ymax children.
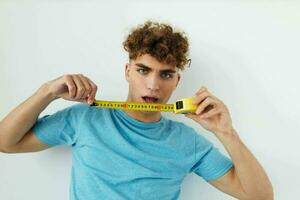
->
<box><xmin>191</xmin><ymin>131</ymin><xmax>233</xmax><ymax>181</ymax></box>
<box><xmin>32</xmin><ymin>103</ymin><xmax>87</xmax><ymax>147</ymax></box>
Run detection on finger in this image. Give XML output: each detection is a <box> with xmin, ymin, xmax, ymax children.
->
<box><xmin>195</xmin><ymin>97</ymin><xmax>217</xmax><ymax>115</ymax></box>
<box><xmin>78</xmin><ymin>74</ymin><xmax>92</xmax><ymax>101</ymax></box>
<box><xmin>195</xmin><ymin>86</ymin><xmax>207</xmax><ymax>95</ymax></box>
<box><xmin>192</xmin><ymin>91</ymin><xmax>209</xmax><ymax>105</ymax></box>
<box><xmin>85</xmin><ymin>77</ymin><xmax>98</xmax><ymax>103</ymax></box>
<box><xmin>195</xmin><ymin>87</ymin><xmax>219</xmax><ymax>102</ymax></box>
<box><xmin>72</xmin><ymin>75</ymin><xmax>86</xmax><ymax>100</ymax></box>
<box><xmin>184</xmin><ymin>113</ymin><xmax>198</xmax><ymax>120</ymax></box>
<box><xmin>64</xmin><ymin>75</ymin><xmax>76</xmax><ymax>98</ymax></box>
<box><xmin>200</xmin><ymin>107</ymin><xmax>221</xmax><ymax>119</ymax></box>
<box><xmin>78</xmin><ymin>97</ymin><xmax>89</xmax><ymax>103</ymax></box>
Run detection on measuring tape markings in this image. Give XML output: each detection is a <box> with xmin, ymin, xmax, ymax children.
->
<box><xmin>91</xmin><ymin>97</ymin><xmax>197</xmax><ymax>114</ymax></box>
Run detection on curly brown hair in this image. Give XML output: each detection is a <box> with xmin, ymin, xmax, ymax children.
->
<box><xmin>123</xmin><ymin>21</ymin><xmax>190</xmax><ymax>70</ymax></box>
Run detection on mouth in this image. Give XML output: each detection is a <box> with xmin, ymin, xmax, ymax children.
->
<box><xmin>142</xmin><ymin>96</ymin><xmax>160</xmax><ymax>103</ymax></box>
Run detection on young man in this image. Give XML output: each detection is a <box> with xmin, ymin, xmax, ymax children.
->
<box><xmin>0</xmin><ymin>21</ymin><xmax>273</xmax><ymax>200</ymax></box>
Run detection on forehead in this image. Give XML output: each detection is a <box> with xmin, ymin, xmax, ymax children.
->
<box><xmin>131</xmin><ymin>54</ymin><xmax>178</xmax><ymax>71</ymax></box>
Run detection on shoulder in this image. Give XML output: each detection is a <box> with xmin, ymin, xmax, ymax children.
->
<box><xmin>63</xmin><ymin>103</ymin><xmax>91</xmax><ymax>117</ymax></box>
<box><xmin>67</xmin><ymin>102</ymin><xmax>107</xmax><ymax>114</ymax></box>
<box><xmin>67</xmin><ymin>103</ymin><xmax>113</xmax><ymax>122</ymax></box>
<box><xmin>167</xmin><ymin>119</ymin><xmax>197</xmax><ymax>135</ymax></box>
<box><xmin>68</xmin><ymin>102</ymin><xmax>90</xmax><ymax>111</ymax></box>
<box><xmin>52</xmin><ymin>103</ymin><xmax>96</xmax><ymax>122</ymax></box>
<box><xmin>164</xmin><ymin>118</ymin><xmax>199</xmax><ymax>141</ymax></box>
<box><xmin>166</xmin><ymin>119</ymin><xmax>213</xmax><ymax>148</ymax></box>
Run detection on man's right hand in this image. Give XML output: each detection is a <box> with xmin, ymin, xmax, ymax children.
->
<box><xmin>45</xmin><ymin>74</ymin><xmax>98</xmax><ymax>105</ymax></box>
<box><xmin>0</xmin><ymin>73</ymin><xmax>98</xmax><ymax>153</ymax></box>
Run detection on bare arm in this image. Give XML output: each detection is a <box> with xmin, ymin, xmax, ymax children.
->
<box><xmin>0</xmin><ymin>74</ymin><xmax>97</xmax><ymax>153</ymax></box>
<box><xmin>0</xmin><ymin>84</ymin><xmax>55</xmax><ymax>153</ymax></box>
<box><xmin>186</xmin><ymin>86</ymin><xmax>273</xmax><ymax>199</ymax></box>
<box><xmin>208</xmin><ymin>129</ymin><xmax>273</xmax><ymax>200</ymax></box>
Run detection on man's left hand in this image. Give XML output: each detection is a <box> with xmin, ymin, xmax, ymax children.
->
<box><xmin>185</xmin><ymin>86</ymin><xmax>234</xmax><ymax>136</ymax></box>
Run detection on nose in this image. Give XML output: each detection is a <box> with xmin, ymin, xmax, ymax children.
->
<box><xmin>146</xmin><ymin>74</ymin><xmax>160</xmax><ymax>91</ymax></box>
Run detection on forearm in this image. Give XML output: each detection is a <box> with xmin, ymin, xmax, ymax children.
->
<box><xmin>215</xmin><ymin>128</ymin><xmax>273</xmax><ymax>200</ymax></box>
<box><xmin>0</xmin><ymin>83</ymin><xmax>56</xmax><ymax>148</ymax></box>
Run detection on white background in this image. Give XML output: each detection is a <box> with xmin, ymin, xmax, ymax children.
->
<box><xmin>1</xmin><ymin>0</ymin><xmax>299</xmax><ymax>199</ymax></box>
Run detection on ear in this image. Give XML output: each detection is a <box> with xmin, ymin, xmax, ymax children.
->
<box><xmin>175</xmin><ymin>73</ymin><xmax>181</xmax><ymax>88</ymax></box>
<box><xmin>125</xmin><ymin>63</ymin><xmax>130</xmax><ymax>82</ymax></box>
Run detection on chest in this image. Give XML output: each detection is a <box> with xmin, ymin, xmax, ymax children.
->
<box><xmin>74</xmin><ymin>123</ymin><xmax>194</xmax><ymax>181</ymax></box>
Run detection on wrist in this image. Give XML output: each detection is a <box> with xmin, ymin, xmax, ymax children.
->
<box><xmin>214</xmin><ymin>127</ymin><xmax>240</xmax><ymax>143</ymax></box>
<box><xmin>37</xmin><ymin>83</ymin><xmax>59</xmax><ymax>102</ymax></box>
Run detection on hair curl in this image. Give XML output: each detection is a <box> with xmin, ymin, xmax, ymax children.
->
<box><xmin>123</xmin><ymin>21</ymin><xmax>190</xmax><ymax>70</ymax></box>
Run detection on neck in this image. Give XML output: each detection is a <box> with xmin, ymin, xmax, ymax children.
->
<box><xmin>124</xmin><ymin>109</ymin><xmax>162</xmax><ymax>123</ymax></box>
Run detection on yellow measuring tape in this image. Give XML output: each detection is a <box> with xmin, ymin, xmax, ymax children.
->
<box><xmin>91</xmin><ymin>97</ymin><xmax>197</xmax><ymax>114</ymax></box>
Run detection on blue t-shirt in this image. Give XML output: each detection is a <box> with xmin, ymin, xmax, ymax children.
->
<box><xmin>32</xmin><ymin>103</ymin><xmax>233</xmax><ymax>200</ymax></box>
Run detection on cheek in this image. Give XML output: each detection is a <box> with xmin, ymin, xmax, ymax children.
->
<box><xmin>166</xmin><ymin>80</ymin><xmax>177</xmax><ymax>90</ymax></box>
<box><xmin>128</xmin><ymin>75</ymin><xmax>145</xmax><ymax>91</ymax></box>
<box><xmin>161</xmin><ymin>81</ymin><xmax>176</xmax><ymax>95</ymax></box>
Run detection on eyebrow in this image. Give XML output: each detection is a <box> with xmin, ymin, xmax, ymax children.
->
<box><xmin>135</xmin><ymin>63</ymin><xmax>177</xmax><ymax>73</ymax></box>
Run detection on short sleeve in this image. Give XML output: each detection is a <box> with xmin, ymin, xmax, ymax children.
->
<box><xmin>32</xmin><ymin>103</ymin><xmax>88</xmax><ymax>146</ymax></box>
<box><xmin>191</xmin><ymin>132</ymin><xmax>233</xmax><ymax>181</ymax></box>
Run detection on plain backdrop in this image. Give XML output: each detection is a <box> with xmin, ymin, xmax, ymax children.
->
<box><xmin>1</xmin><ymin>0</ymin><xmax>299</xmax><ymax>199</ymax></box>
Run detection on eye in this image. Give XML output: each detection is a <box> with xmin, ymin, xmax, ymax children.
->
<box><xmin>137</xmin><ymin>68</ymin><xmax>148</xmax><ymax>75</ymax></box>
<box><xmin>161</xmin><ymin>72</ymin><xmax>173</xmax><ymax>79</ymax></box>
